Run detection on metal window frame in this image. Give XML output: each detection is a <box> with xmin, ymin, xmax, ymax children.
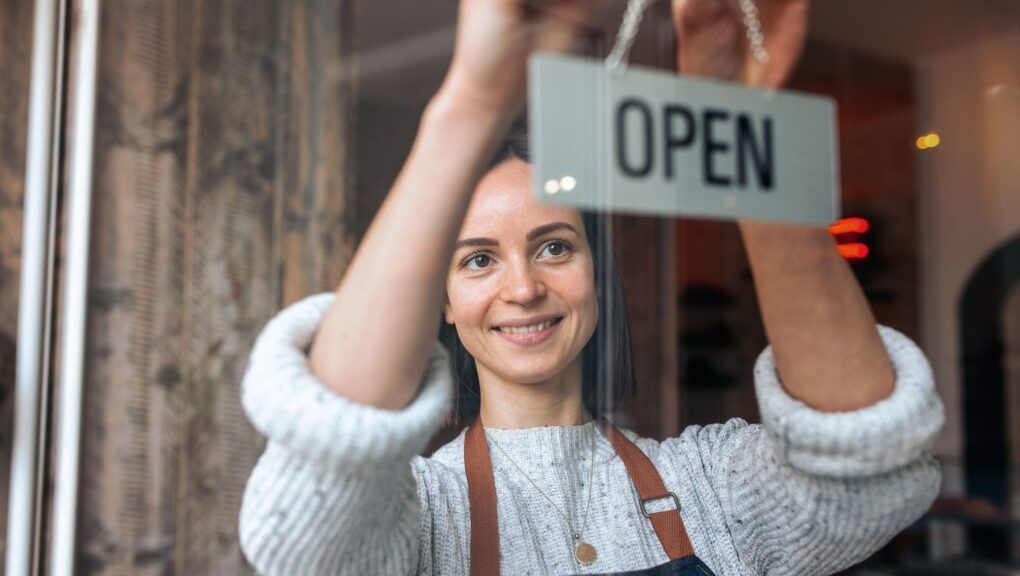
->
<box><xmin>50</xmin><ymin>0</ymin><xmax>100</xmax><ymax>574</ymax></box>
<box><xmin>8</xmin><ymin>0</ymin><xmax>65</xmax><ymax>573</ymax></box>
<box><xmin>7</xmin><ymin>0</ymin><xmax>99</xmax><ymax>574</ymax></box>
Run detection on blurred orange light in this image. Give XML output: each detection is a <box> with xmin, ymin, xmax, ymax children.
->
<box><xmin>828</xmin><ymin>217</ymin><xmax>871</xmax><ymax>235</ymax></box>
<box><xmin>837</xmin><ymin>243</ymin><xmax>869</xmax><ymax>260</ymax></box>
<box><xmin>916</xmin><ymin>132</ymin><xmax>941</xmax><ymax>150</ymax></box>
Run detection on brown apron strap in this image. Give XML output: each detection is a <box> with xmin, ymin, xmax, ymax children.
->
<box><xmin>465</xmin><ymin>419</ymin><xmax>500</xmax><ymax>576</ymax></box>
<box><xmin>464</xmin><ymin>418</ymin><xmax>694</xmax><ymax>575</ymax></box>
<box><xmin>597</xmin><ymin>419</ymin><xmax>694</xmax><ymax>560</ymax></box>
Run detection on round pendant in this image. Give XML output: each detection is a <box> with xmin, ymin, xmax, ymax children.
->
<box><xmin>574</xmin><ymin>541</ymin><xmax>597</xmax><ymax>566</ymax></box>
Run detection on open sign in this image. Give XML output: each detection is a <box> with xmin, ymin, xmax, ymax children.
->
<box><xmin>529</xmin><ymin>54</ymin><xmax>840</xmax><ymax>225</ymax></box>
<box><xmin>616</xmin><ymin>99</ymin><xmax>774</xmax><ymax>189</ymax></box>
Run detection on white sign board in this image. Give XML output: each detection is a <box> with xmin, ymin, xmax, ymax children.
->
<box><xmin>528</xmin><ymin>54</ymin><xmax>841</xmax><ymax>225</ymax></box>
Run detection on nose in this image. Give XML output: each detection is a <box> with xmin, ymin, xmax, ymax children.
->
<box><xmin>500</xmin><ymin>259</ymin><xmax>546</xmax><ymax>308</ymax></box>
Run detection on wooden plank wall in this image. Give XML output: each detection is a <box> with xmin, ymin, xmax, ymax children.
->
<box><xmin>79</xmin><ymin>0</ymin><xmax>357</xmax><ymax>573</ymax></box>
<box><xmin>0</xmin><ymin>1</ymin><xmax>36</xmax><ymax>571</ymax></box>
<box><xmin>0</xmin><ymin>0</ymin><xmax>680</xmax><ymax>570</ymax></box>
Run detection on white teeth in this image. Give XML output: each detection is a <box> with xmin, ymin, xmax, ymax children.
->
<box><xmin>500</xmin><ymin>319</ymin><xmax>556</xmax><ymax>334</ymax></box>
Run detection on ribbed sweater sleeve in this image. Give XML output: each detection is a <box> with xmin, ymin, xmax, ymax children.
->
<box><xmin>238</xmin><ymin>293</ymin><xmax>452</xmax><ymax>575</ymax></box>
<box><xmin>671</xmin><ymin>326</ymin><xmax>944</xmax><ymax>575</ymax></box>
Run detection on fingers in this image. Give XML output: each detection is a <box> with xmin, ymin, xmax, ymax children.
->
<box><xmin>517</xmin><ymin>0</ymin><xmax>607</xmax><ymax>28</ymax></box>
<box><xmin>670</xmin><ymin>0</ymin><xmax>809</xmax><ymax>87</ymax></box>
<box><xmin>672</xmin><ymin>0</ymin><xmax>737</xmax><ymax>29</ymax></box>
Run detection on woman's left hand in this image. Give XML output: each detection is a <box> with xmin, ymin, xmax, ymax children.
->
<box><xmin>671</xmin><ymin>0</ymin><xmax>810</xmax><ymax>87</ymax></box>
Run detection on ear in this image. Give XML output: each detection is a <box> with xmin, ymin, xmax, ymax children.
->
<box><xmin>443</xmin><ymin>300</ymin><xmax>455</xmax><ymax>325</ymax></box>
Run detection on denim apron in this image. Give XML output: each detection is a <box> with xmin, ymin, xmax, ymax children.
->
<box><xmin>465</xmin><ymin>418</ymin><xmax>718</xmax><ymax>576</ymax></box>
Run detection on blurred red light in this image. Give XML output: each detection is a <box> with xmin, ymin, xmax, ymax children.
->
<box><xmin>828</xmin><ymin>217</ymin><xmax>871</xmax><ymax>235</ymax></box>
<box><xmin>837</xmin><ymin>243</ymin><xmax>869</xmax><ymax>260</ymax></box>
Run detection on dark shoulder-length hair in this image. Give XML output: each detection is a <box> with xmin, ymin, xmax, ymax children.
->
<box><xmin>438</xmin><ymin>131</ymin><xmax>636</xmax><ymax>427</ymax></box>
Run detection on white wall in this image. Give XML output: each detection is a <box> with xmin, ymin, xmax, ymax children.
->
<box><xmin>917</xmin><ymin>30</ymin><xmax>1020</xmax><ymax>484</ymax></box>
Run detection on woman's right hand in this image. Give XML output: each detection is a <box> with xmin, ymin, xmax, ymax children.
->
<box><xmin>441</xmin><ymin>0</ymin><xmax>604</xmax><ymax>115</ymax></box>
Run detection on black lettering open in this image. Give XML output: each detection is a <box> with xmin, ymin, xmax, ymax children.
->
<box><xmin>736</xmin><ymin>115</ymin><xmax>774</xmax><ymax>190</ymax></box>
<box><xmin>702</xmin><ymin>109</ymin><xmax>731</xmax><ymax>186</ymax></box>
<box><xmin>616</xmin><ymin>98</ymin><xmax>654</xmax><ymax>178</ymax></box>
<box><xmin>664</xmin><ymin>105</ymin><xmax>696</xmax><ymax>181</ymax></box>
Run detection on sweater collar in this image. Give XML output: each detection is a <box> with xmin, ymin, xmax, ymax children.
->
<box><xmin>482</xmin><ymin>421</ymin><xmax>618</xmax><ymax>469</ymax></box>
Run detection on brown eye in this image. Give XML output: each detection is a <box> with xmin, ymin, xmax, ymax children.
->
<box><xmin>465</xmin><ymin>253</ymin><xmax>492</xmax><ymax>270</ymax></box>
<box><xmin>539</xmin><ymin>240</ymin><xmax>572</xmax><ymax>259</ymax></box>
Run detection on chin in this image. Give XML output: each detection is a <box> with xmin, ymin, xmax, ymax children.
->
<box><xmin>507</xmin><ymin>370</ymin><xmax>560</xmax><ymax>386</ymax></box>
<box><xmin>495</xmin><ymin>357</ymin><xmax>574</xmax><ymax>385</ymax></box>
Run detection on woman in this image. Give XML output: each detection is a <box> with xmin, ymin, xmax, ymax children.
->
<box><xmin>238</xmin><ymin>0</ymin><xmax>944</xmax><ymax>574</ymax></box>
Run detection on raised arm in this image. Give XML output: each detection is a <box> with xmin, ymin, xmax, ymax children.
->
<box><xmin>663</xmin><ymin>2</ymin><xmax>942</xmax><ymax>572</ymax></box>
<box><xmin>672</xmin><ymin>0</ymin><xmax>892</xmax><ymax>410</ymax></box>
<box><xmin>309</xmin><ymin>1</ymin><xmax>598</xmax><ymax>410</ymax></box>
<box><xmin>308</xmin><ymin>86</ymin><xmax>507</xmax><ymax>411</ymax></box>
<box><xmin>240</xmin><ymin>3</ymin><xmax>601</xmax><ymax>574</ymax></box>
<box><xmin>740</xmin><ymin>224</ymin><xmax>894</xmax><ymax>410</ymax></box>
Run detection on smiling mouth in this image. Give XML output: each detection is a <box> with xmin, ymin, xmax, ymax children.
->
<box><xmin>494</xmin><ymin>317</ymin><xmax>563</xmax><ymax>334</ymax></box>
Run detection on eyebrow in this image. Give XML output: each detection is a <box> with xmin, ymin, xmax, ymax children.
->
<box><xmin>453</xmin><ymin>237</ymin><xmax>498</xmax><ymax>252</ymax></box>
<box><xmin>527</xmin><ymin>222</ymin><xmax>579</xmax><ymax>241</ymax></box>
<box><xmin>453</xmin><ymin>222</ymin><xmax>580</xmax><ymax>252</ymax></box>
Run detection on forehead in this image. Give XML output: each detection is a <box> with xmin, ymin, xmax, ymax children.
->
<box><xmin>461</xmin><ymin>159</ymin><xmax>584</xmax><ymax>239</ymax></box>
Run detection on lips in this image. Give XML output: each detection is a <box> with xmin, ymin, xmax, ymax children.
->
<box><xmin>495</xmin><ymin>318</ymin><xmax>558</xmax><ymax>334</ymax></box>
<box><xmin>492</xmin><ymin>316</ymin><xmax>563</xmax><ymax>347</ymax></box>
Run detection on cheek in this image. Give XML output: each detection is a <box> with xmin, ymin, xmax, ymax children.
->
<box><xmin>574</xmin><ymin>270</ymin><xmax>599</xmax><ymax>338</ymax></box>
<box><xmin>447</xmin><ymin>281</ymin><xmax>500</xmax><ymax>362</ymax></box>
<box><xmin>580</xmin><ymin>284</ymin><xmax>599</xmax><ymax>337</ymax></box>
<box><xmin>446</xmin><ymin>279</ymin><xmax>494</xmax><ymax>328</ymax></box>
<box><xmin>550</xmin><ymin>271</ymin><xmax>598</xmax><ymax>330</ymax></box>
<box><xmin>573</xmin><ymin>260</ymin><xmax>599</xmax><ymax>323</ymax></box>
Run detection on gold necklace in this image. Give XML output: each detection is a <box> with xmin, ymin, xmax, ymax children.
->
<box><xmin>488</xmin><ymin>424</ymin><xmax>600</xmax><ymax>566</ymax></box>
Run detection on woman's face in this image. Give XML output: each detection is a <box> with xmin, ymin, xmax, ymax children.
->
<box><xmin>444</xmin><ymin>159</ymin><xmax>598</xmax><ymax>386</ymax></box>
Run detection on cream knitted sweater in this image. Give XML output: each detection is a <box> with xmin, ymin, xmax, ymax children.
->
<box><xmin>238</xmin><ymin>293</ymin><xmax>944</xmax><ymax>575</ymax></box>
